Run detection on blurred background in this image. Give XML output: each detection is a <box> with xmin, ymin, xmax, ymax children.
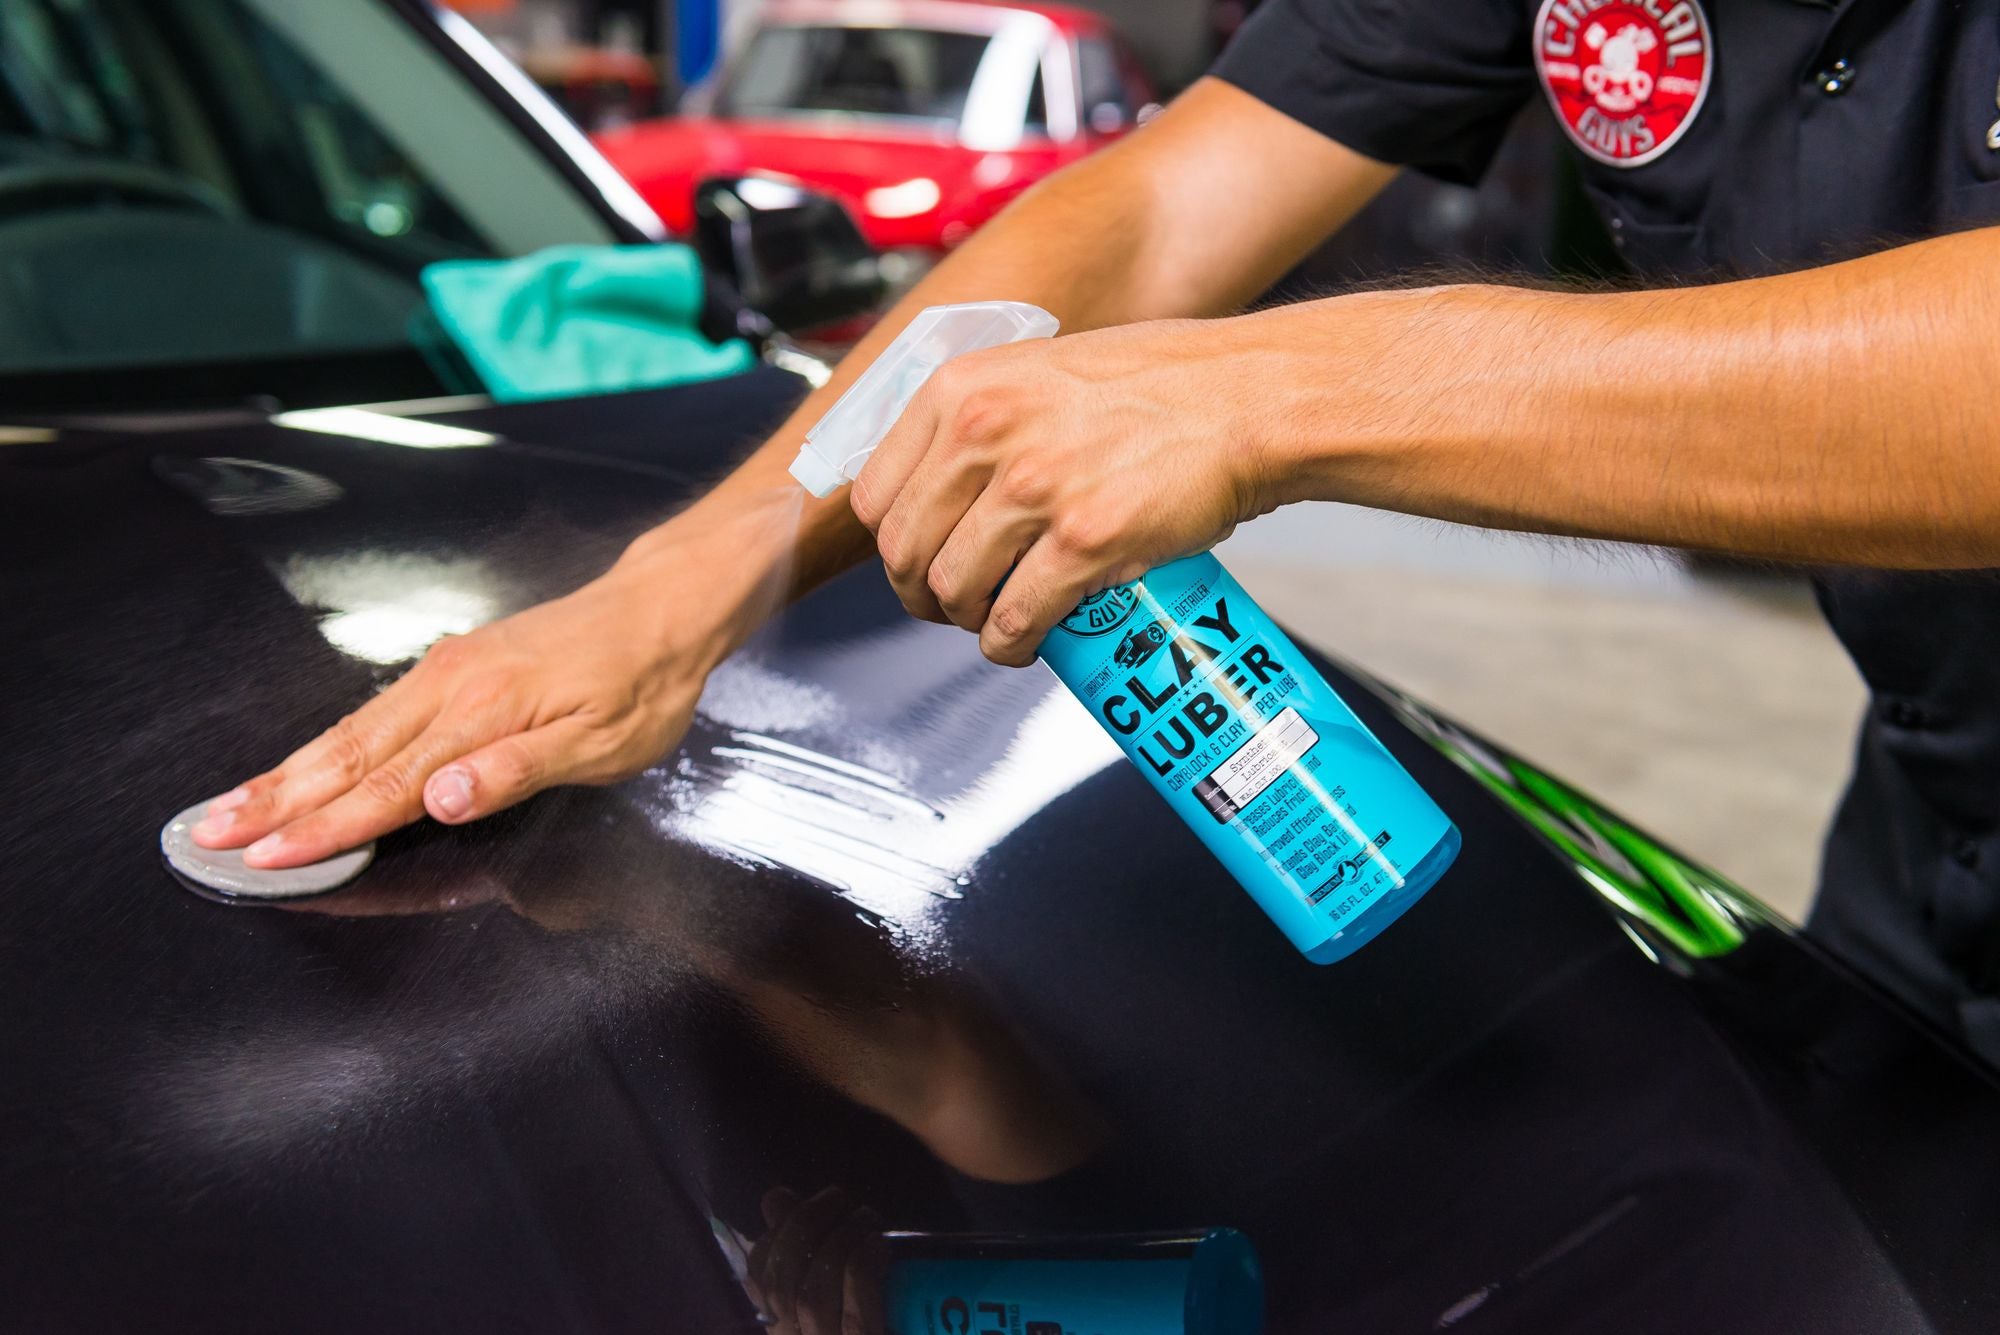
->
<box><xmin>438</xmin><ymin>0</ymin><xmax>1856</xmax><ymax>918</ymax></box>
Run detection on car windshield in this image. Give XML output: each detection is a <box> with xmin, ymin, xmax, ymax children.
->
<box><xmin>715</xmin><ymin>25</ymin><xmax>994</xmax><ymax>124</ymax></box>
<box><xmin>0</xmin><ymin>0</ymin><xmax>619</xmax><ymax>414</ymax></box>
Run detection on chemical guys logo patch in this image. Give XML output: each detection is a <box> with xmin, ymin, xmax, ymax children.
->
<box><xmin>1059</xmin><ymin>584</ymin><xmax>1140</xmax><ymax>637</ymax></box>
<box><xmin>1534</xmin><ymin>0</ymin><xmax>1712</xmax><ymax>168</ymax></box>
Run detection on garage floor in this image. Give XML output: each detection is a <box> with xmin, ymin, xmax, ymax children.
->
<box><xmin>1218</xmin><ymin>503</ymin><xmax>1869</xmax><ymax>923</ymax></box>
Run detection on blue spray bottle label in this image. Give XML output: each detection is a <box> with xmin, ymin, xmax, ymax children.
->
<box><xmin>1038</xmin><ymin>554</ymin><xmax>1458</xmax><ymax>962</ymax></box>
<box><xmin>881</xmin><ymin>1228</ymin><xmax>1264</xmax><ymax>1335</ymax></box>
<box><xmin>792</xmin><ymin>303</ymin><xmax>1459</xmax><ymax>962</ymax></box>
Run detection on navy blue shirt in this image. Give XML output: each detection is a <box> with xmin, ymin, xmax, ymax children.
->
<box><xmin>1214</xmin><ymin>0</ymin><xmax>2000</xmax><ymax>1057</ymax></box>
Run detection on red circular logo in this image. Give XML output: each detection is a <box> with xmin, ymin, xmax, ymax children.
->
<box><xmin>1534</xmin><ymin>0</ymin><xmax>1712</xmax><ymax>168</ymax></box>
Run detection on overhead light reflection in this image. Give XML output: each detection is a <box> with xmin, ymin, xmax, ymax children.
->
<box><xmin>317</xmin><ymin>601</ymin><xmax>488</xmax><ymax>665</ymax></box>
<box><xmin>280</xmin><ymin>552</ymin><xmax>503</xmax><ymax>665</ymax></box>
<box><xmin>274</xmin><ymin>408</ymin><xmax>498</xmax><ymax>450</ymax></box>
<box><xmin>668</xmin><ymin>683</ymin><xmax>1121</xmax><ymax>939</ymax></box>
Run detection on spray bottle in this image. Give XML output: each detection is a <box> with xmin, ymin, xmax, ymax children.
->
<box><xmin>712</xmin><ymin>1215</ymin><xmax>1263</xmax><ymax>1334</ymax></box>
<box><xmin>792</xmin><ymin>303</ymin><xmax>1459</xmax><ymax>963</ymax></box>
<box><xmin>882</xmin><ymin>1227</ymin><xmax>1263</xmax><ymax>1335</ymax></box>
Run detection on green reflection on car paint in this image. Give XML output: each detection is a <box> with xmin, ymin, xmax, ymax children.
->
<box><xmin>1381</xmin><ymin>689</ymin><xmax>1772</xmax><ymax>960</ymax></box>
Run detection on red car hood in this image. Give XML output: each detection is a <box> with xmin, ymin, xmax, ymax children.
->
<box><xmin>595</xmin><ymin>116</ymin><xmax>989</xmax><ymax>237</ymax></box>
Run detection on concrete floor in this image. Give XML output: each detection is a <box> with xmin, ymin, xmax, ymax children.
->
<box><xmin>1217</xmin><ymin>504</ymin><xmax>1870</xmax><ymax>923</ymax></box>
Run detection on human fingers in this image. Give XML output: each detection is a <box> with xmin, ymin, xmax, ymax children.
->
<box><xmin>925</xmin><ymin>488</ymin><xmax>1043</xmax><ymax>632</ymax></box>
<box><xmin>420</xmin><ymin>717</ymin><xmax>605</xmax><ymax>826</ymax></box>
<box><xmin>753</xmin><ymin>1188</ymin><xmax>856</xmax><ymax>1333</ymax></box>
<box><xmin>747</xmin><ymin>1188</ymin><xmax>803</xmax><ymax>1317</ymax></box>
<box><xmin>843</xmin><ymin>1227</ymin><xmax>890</xmax><ymax>1335</ymax></box>
<box><xmin>761</xmin><ymin>1186</ymin><xmax>802</xmax><ymax>1232</ymax></box>
<box><xmin>978</xmin><ymin>533</ymin><xmax>1111</xmax><ymax>668</ymax></box>
<box><xmin>799</xmin><ymin>1205</ymin><xmax>883</xmax><ymax>1335</ymax></box>
<box><xmin>871</xmin><ymin>440</ymin><xmax>996</xmax><ymax>625</ymax></box>
<box><xmin>236</xmin><ymin>691</ymin><xmax>542</xmax><ymax>869</ymax></box>
<box><xmin>191</xmin><ymin>672</ymin><xmax>441</xmax><ymax>851</ymax></box>
<box><xmin>846</xmin><ymin>364</ymin><xmax>949</xmax><ymax>535</ymax></box>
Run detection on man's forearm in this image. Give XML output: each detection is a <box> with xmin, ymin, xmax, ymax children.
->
<box><xmin>623</xmin><ymin>79</ymin><xmax>1396</xmax><ymax>622</ymax></box>
<box><xmin>1258</xmin><ymin>226</ymin><xmax>2000</xmax><ymax>569</ymax></box>
<box><xmin>647</xmin><ymin>148</ymin><xmax>1178</xmax><ymax>600</ymax></box>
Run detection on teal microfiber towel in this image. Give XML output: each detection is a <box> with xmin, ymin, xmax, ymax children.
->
<box><xmin>420</xmin><ymin>244</ymin><xmax>755</xmax><ymax>402</ymax></box>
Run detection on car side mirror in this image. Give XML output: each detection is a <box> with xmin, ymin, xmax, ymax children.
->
<box><xmin>692</xmin><ymin>176</ymin><xmax>885</xmax><ymax>336</ymax></box>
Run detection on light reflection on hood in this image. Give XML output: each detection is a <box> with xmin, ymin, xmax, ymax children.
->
<box><xmin>662</xmin><ymin>689</ymin><xmax>1121</xmax><ymax>947</ymax></box>
<box><xmin>277</xmin><ymin>551</ymin><xmax>504</xmax><ymax>665</ymax></box>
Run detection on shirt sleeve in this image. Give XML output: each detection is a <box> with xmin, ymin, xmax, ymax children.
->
<box><xmin>1209</xmin><ymin>0</ymin><xmax>1537</xmax><ymax>186</ymax></box>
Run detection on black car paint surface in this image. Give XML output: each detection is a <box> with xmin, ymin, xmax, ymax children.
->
<box><xmin>4</xmin><ymin>369</ymin><xmax>1999</xmax><ymax>1332</ymax></box>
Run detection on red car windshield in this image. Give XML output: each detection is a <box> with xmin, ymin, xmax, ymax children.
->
<box><xmin>715</xmin><ymin>25</ymin><xmax>996</xmax><ymax>126</ymax></box>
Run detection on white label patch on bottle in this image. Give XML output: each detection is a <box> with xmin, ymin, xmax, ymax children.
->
<box><xmin>1194</xmin><ymin>707</ymin><xmax>1318</xmax><ymax>822</ymax></box>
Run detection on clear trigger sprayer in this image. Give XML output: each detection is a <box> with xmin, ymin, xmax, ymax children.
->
<box><xmin>791</xmin><ymin>303</ymin><xmax>1460</xmax><ymax>962</ymax></box>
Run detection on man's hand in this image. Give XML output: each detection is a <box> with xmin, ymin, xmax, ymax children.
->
<box><xmin>849</xmin><ymin>317</ymin><xmax>1278</xmax><ymax>666</ymax></box>
<box><xmin>190</xmin><ymin>514</ymin><xmax>774</xmax><ymax>871</ymax></box>
<box><xmin>746</xmin><ymin>1186</ymin><xmax>888</xmax><ymax>1335</ymax></box>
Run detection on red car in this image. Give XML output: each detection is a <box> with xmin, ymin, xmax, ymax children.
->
<box><xmin>594</xmin><ymin>0</ymin><xmax>1156</xmax><ymax>274</ymax></box>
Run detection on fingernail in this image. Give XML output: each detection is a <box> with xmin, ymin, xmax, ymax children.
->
<box><xmin>429</xmin><ymin>767</ymin><xmax>474</xmax><ymax>821</ymax></box>
<box><xmin>208</xmin><ymin>786</ymin><xmax>252</xmax><ymax>814</ymax></box>
<box><xmin>244</xmin><ymin>835</ymin><xmax>285</xmax><ymax>866</ymax></box>
<box><xmin>191</xmin><ymin>811</ymin><xmax>236</xmax><ymax>844</ymax></box>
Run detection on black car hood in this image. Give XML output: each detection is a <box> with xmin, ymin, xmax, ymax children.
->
<box><xmin>4</xmin><ymin>369</ymin><xmax>1998</xmax><ymax>1333</ymax></box>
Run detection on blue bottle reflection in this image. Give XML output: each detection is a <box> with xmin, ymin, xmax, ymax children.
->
<box><xmin>721</xmin><ymin>1189</ymin><xmax>1263</xmax><ymax>1335</ymax></box>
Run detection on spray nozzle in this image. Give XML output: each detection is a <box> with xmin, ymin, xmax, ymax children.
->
<box><xmin>790</xmin><ymin>301</ymin><xmax>1060</xmax><ymax>498</ymax></box>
